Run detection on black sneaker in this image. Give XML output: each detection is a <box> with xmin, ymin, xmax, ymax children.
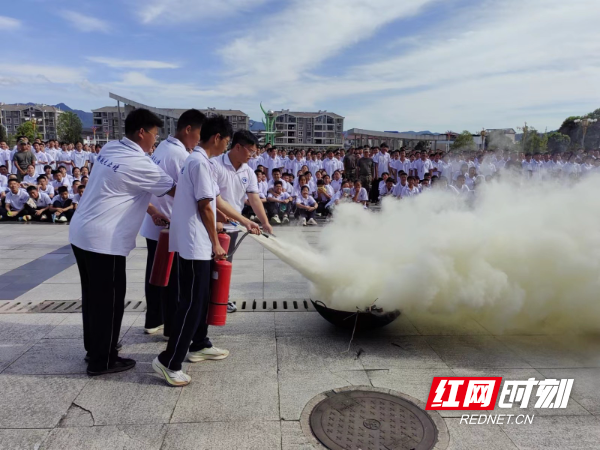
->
<box><xmin>84</xmin><ymin>341</ymin><xmax>123</xmax><ymax>362</ymax></box>
<box><xmin>87</xmin><ymin>357</ymin><xmax>136</xmax><ymax>376</ymax></box>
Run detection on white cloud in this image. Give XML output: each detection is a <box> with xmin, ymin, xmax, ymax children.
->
<box><xmin>0</xmin><ymin>64</ymin><xmax>85</xmax><ymax>84</ymax></box>
<box><xmin>0</xmin><ymin>16</ymin><xmax>20</xmax><ymax>29</ymax></box>
<box><xmin>87</xmin><ymin>57</ymin><xmax>180</xmax><ymax>69</ymax></box>
<box><xmin>136</xmin><ymin>0</ymin><xmax>271</xmax><ymax>24</ymax></box>
<box><xmin>60</xmin><ymin>11</ymin><xmax>109</xmax><ymax>33</ymax></box>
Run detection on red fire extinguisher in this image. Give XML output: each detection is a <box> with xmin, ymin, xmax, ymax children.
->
<box><xmin>207</xmin><ymin>259</ymin><xmax>232</xmax><ymax>326</ymax></box>
<box><xmin>218</xmin><ymin>232</ymin><xmax>231</xmax><ymax>254</ymax></box>
<box><xmin>149</xmin><ymin>228</ymin><xmax>174</xmax><ymax>287</ymax></box>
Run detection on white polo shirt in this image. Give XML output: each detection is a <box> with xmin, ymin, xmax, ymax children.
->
<box><xmin>212</xmin><ymin>152</ymin><xmax>259</xmax><ymax>213</ymax></box>
<box><xmin>296</xmin><ymin>195</ymin><xmax>316</xmax><ymax>207</ymax></box>
<box><xmin>350</xmin><ymin>187</ymin><xmax>369</xmax><ymax>202</ymax></box>
<box><xmin>57</xmin><ymin>151</ymin><xmax>72</xmax><ymax>173</ymax></box>
<box><xmin>32</xmin><ymin>192</ymin><xmax>52</xmax><ymax>208</ymax></box>
<box><xmin>169</xmin><ymin>146</ymin><xmax>216</xmax><ymax>261</ymax></box>
<box><xmin>38</xmin><ymin>184</ymin><xmax>54</xmax><ymax>198</ymax></box>
<box><xmin>140</xmin><ymin>136</ymin><xmax>189</xmax><ymax>241</ymax></box>
<box><xmin>71</xmin><ymin>150</ymin><xmax>88</xmax><ymax>169</ymax></box>
<box><xmin>69</xmin><ymin>138</ymin><xmax>175</xmax><ymax>257</ymax></box>
<box><xmin>6</xmin><ymin>189</ymin><xmax>30</xmax><ymax>210</ymax></box>
<box><xmin>376</xmin><ymin>152</ymin><xmax>390</xmax><ymax>177</ymax></box>
<box><xmin>323</xmin><ymin>158</ymin><xmax>337</xmax><ymax>177</ymax></box>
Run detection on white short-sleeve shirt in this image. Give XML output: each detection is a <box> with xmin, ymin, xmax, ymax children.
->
<box><xmin>169</xmin><ymin>146</ymin><xmax>217</xmax><ymax>261</ymax></box>
<box><xmin>6</xmin><ymin>189</ymin><xmax>30</xmax><ymax>210</ymax></box>
<box><xmin>69</xmin><ymin>138</ymin><xmax>175</xmax><ymax>257</ymax></box>
<box><xmin>32</xmin><ymin>192</ymin><xmax>52</xmax><ymax>208</ymax></box>
<box><xmin>212</xmin><ymin>153</ymin><xmax>259</xmax><ymax>213</ymax></box>
<box><xmin>140</xmin><ymin>136</ymin><xmax>189</xmax><ymax>241</ymax></box>
<box><xmin>296</xmin><ymin>195</ymin><xmax>316</xmax><ymax>207</ymax></box>
<box><xmin>71</xmin><ymin>150</ymin><xmax>88</xmax><ymax>169</ymax></box>
<box><xmin>350</xmin><ymin>187</ymin><xmax>369</xmax><ymax>202</ymax></box>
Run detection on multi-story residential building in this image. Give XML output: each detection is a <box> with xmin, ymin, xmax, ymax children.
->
<box><xmin>273</xmin><ymin>110</ymin><xmax>344</xmax><ymax>148</ymax></box>
<box><xmin>0</xmin><ymin>104</ymin><xmax>63</xmax><ymax>140</ymax></box>
<box><xmin>92</xmin><ymin>93</ymin><xmax>249</xmax><ymax>143</ymax></box>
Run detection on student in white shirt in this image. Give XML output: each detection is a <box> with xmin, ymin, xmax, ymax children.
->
<box><xmin>70</xmin><ymin>108</ymin><xmax>175</xmax><ymax>377</ymax></box>
<box><xmin>36</xmin><ymin>174</ymin><xmax>55</xmax><ymax>199</ymax></box>
<box><xmin>392</xmin><ymin>172</ymin><xmax>408</xmax><ymax>198</ymax></box>
<box><xmin>1</xmin><ymin>179</ymin><xmax>34</xmax><ymax>221</ymax></box>
<box><xmin>34</xmin><ymin>144</ymin><xmax>50</xmax><ymax>175</ymax></box>
<box><xmin>21</xmin><ymin>165</ymin><xmax>38</xmax><ymax>187</ymax></box>
<box><xmin>211</xmin><ymin>129</ymin><xmax>272</xmax><ymax>312</ymax></box>
<box><xmin>323</xmin><ymin>150</ymin><xmax>337</xmax><ymax>177</ymax></box>
<box><xmin>154</xmin><ymin>115</ymin><xmax>259</xmax><ymax>387</ymax></box>
<box><xmin>379</xmin><ymin>177</ymin><xmax>396</xmax><ymax>200</ymax></box>
<box><xmin>57</xmin><ymin>144</ymin><xmax>73</xmax><ymax>175</ymax></box>
<box><xmin>375</xmin><ymin>144</ymin><xmax>391</xmax><ymax>178</ymax></box>
<box><xmin>454</xmin><ymin>174</ymin><xmax>472</xmax><ymax>195</ymax></box>
<box><xmin>267</xmin><ymin>168</ymin><xmax>289</xmax><ymax>194</ymax></box>
<box><xmin>26</xmin><ymin>185</ymin><xmax>52</xmax><ymax>221</ymax></box>
<box><xmin>138</xmin><ymin>110</ymin><xmax>207</xmax><ymax>337</ymax></box>
<box><xmin>267</xmin><ymin>181</ymin><xmax>292</xmax><ymax>224</ymax></box>
<box><xmin>401</xmin><ymin>176</ymin><xmax>420</xmax><ymax>198</ymax></box>
<box><xmin>72</xmin><ymin>184</ymin><xmax>85</xmax><ymax>207</ymax></box>
<box><xmin>414</xmin><ymin>153</ymin><xmax>433</xmax><ymax>181</ymax></box>
<box><xmin>330</xmin><ymin>170</ymin><xmax>343</xmax><ymax>193</ymax></box>
<box><xmin>350</xmin><ymin>180</ymin><xmax>369</xmax><ymax>206</ymax></box>
<box><xmin>295</xmin><ymin>185</ymin><xmax>318</xmax><ymax>226</ymax></box>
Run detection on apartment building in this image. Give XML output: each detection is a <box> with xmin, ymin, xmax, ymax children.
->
<box><xmin>273</xmin><ymin>110</ymin><xmax>344</xmax><ymax>148</ymax></box>
<box><xmin>0</xmin><ymin>104</ymin><xmax>63</xmax><ymax>140</ymax></box>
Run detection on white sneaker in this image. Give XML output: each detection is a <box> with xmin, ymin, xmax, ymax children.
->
<box><xmin>301</xmin><ymin>217</ymin><xmax>307</xmax><ymax>226</ymax></box>
<box><xmin>307</xmin><ymin>218</ymin><xmax>318</xmax><ymax>226</ymax></box>
<box><xmin>187</xmin><ymin>346</ymin><xmax>230</xmax><ymax>363</ymax></box>
<box><xmin>152</xmin><ymin>357</ymin><xmax>191</xmax><ymax>386</ymax></box>
<box><xmin>249</xmin><ymin>214</ymin><xmax>256</xmax><ymax>221</ymax></box>
<box><xmin>145</xmin><ymin>324</ymin><xmax>164</xmax><ymax>335</ymax></box>
<box><xmin>227</xmin><ymin>301</ymin><xmax>237</xmax><ymax>313</ymax></box>
<box><xmin>270</xmin><ymin>215</ymin><xmax>281</xmax><ymax>225</ymax></box>
<box><xmin>57</xmin><ymin>216</ymin><xmax>68</xmax><ymax>223</ymax></box>
<box><xmin>282</xmin><ymin>215</ymin><xmax>290</xmax><ymax>225</ymax></box>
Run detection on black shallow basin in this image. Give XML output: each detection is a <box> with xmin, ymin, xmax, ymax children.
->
<box><xmin>311</xmin><ymin>300</ymin><xmax>401</xmax><ymax>331</ymax></box>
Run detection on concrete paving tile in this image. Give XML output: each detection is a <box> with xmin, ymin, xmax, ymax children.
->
<box><xmin>74</xmin><ymin>371</ymin><xmax>181</xmax><ymax>425</ymax></box>
<box><xmin>119</xmin><ymin>333</ymin><xmax>169</xmax><ymax>363</ymax></box>
<box><xmin>0</xmin><ymin>429</ymin><xmax>50</xmax><ymax>450</ymax></box>
<box><xmin>209</xmin><ymin>312</ymin><xmax>275</xmax><ymax>339</ymax></box>
<box><xmin>497</xmin><ymin>335</ymin><xmax>600</xmax><ymax>369</ymax></box>
<box><xmin>264</xmin><ymin>282</ymin><xmax>310</xmax><ymax>299</ymax></box>
<box><xmin>4</xmin><ymin>339</ymin><xmax>87</xmax><ymax>375</ymax></box>
<box><xmin>356</xmin><ymin>336</ymin><xmax>450</xmax><ymax>370</ymax></box>
<box><xmin>281</xmin><ymin>420</ymin><xmax>314</xmax><ymax>450</ymax></box>
<box><xmin>0</xmin><ymin>314</ymin><xmax>68</xmax><ymax>341</ymax></box>
<box><xmin>171</xmin><ymin>370</ymin><xmax>279</xmax><ymax>422</ymax></box>
<box><xmin>125</xmin><ymin>282</ymin><xmax>145</xmax><ymax>301</ymax></box>
<box><xmin>125</xmin><ymin>269</ymin><xmax>146</xmax><ymax>283</ymax></box>
<box><xmin>187</xmin><ymin>336</ymin><xmax>277</xmax><ymax>374</ymax></box>
<box><xmin>0</xmin><ymin>374</ymin><xmax>88</xmax><ymax>428</ymax></box>
<box><xmin>45</xmin><ymin>312</ymin><xmax>138</xmax><ymax>339</ymax></box>
<box><xmin>0</xmin><ymin>340</ymin><xmax>36</xmax><ymax>373</ymax></box>
<box><xmin>367</xmin><ymin>368</ymin><xmax>457</xmax><ymax>405</ymax></box>
<box><xmin>537</xmin><ymin>368</ymin><xmax>600</xmax><ymax>415</ymax></box>
<box><xmin>2</xmin><ymin>248</ymin><xmax>58</xmax><ymax>259</ymax></box>
<box><xmin>500</xmin><ymin>415</ymin><xmax>600</xmax><ymax>450</ymax></box>
<box><xmin>277</xmin><ymin>336</ymin><xmax>364</xmax><ymax>373</ymax></box>
<box><xmin>278</xmin><ymin>369</ymin><xmax>371</xmax><ymax>420</ymax></box>
<box><xmin>353</xmin><ymin>313</ymin><xmax>421</xmax><ymax>338</ymax></box>
<box><xmin>16</xmin><ymin>283</ymin><xmax>82</xmax><ymax>301</ymax></box>
<box><xmin>444</xmin><ymin>418</ymin><xmax>518</xmax><ymax>450</ymax></box>
<box><xmin>275</xmin><ymin>312</ymin><xmax>351</xmax><ymax>338</ymax></box>
<box><xmin>408</xmin><ymin>314</ymin><xmax>491</xmax><ymax>336</ymax></box>
<box><xmin>42</xmin><ymin>424</ymin><xmax>168</xmax><ymax>450</ymax></box>
<box><xmin>126</xmin><ymin>256</ymin><xmax>148</xmax><ymax>270</ymax></box>
<box><xmin>229</xmin><ymin>281</ymin><xmax>264</xmax><ymax>300</ymax></box>
<box><xmin>41</xmin><ymin>266</ymin><xmax>81</xmax><ymax>284</ymax></box>
<box><xmin>0</xmin><ymin>259</ymin><xmax>37</xmax><ymax>270</ymax></box>
<box><xmin>425</xmin><ymin>335</ymin><xmax>533</xmax><ymax>369</ymax></box>
<box><xmin>162</xmin><ymin>421</ymin><xmax>281</xmax><ymax>450</ymax></box>
<box><xmin>446</xmin><ymin>368</ymin><xmax>590</xmax><ymax>418</ymax></box>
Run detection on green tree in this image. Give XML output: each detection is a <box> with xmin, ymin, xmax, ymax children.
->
<box><xmin>523</xmin><ymin>129</ymin><xmax>545</xmax><ymax>153</ymax></box>
<box><xmin>57</xmin><ymin>111</ymin><xmax>83</xmax><ymax>143</ymax></box>
<box><xmin>0</xmin><ymin>123</ymin><xmax>7</xmax><ymax>143</ymax></box>
<box><xmin>451</xmin><ymin>131</ymin><xmax>476</xmax><ymax>151</ymax></box>
<box><xmin>15</xmin><ymin>120</ymin><xmax>42</xmax><ymax>142</ymax></box>
<box><xmin>546</xmin><ymin>132</ymin><xmax>570</xmax><ymax>153</ymax></box>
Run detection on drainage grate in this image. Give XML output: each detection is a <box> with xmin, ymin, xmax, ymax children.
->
<box><xmin>233</xmin><ymin>299</ymin><xmax>316</xmax><ymax>312</ymax></box>
<box><xmin>27</xmin><ymin>300</ymin><xmax>147</xmax><ymax>313</ymax></box>
<box><xmin>309</xmin><ymin>390</ymin><xmax>439</xmax><ymax>450</ymax></box>
<box><xmin>0</xmin><ymin>300</ymin><xmax>36</xmax><ymax>314</ymax></box>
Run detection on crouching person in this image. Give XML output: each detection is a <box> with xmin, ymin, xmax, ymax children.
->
<box><xmin>0</xmin><ymin>178</ymin><xmax>34</xmax><ymax>222</ymax></box>
<box><xmin>295</xmin><ymin>185</ymin><xmax>318</xmax><ymax>226</ymax></box>
<box><xmin>266</xmin><ymin>181</ymin><xmax>291</xmax><ymax>225</ymax></box>
<box><xmin>26</xmin><ymin>185</ymin><xmax>52</xmax><ymax>221</ymax></box>
<box><xmin>50</xmin><ymin>186</ymin><xmax>74</xmax><ymax>223</ymax></box>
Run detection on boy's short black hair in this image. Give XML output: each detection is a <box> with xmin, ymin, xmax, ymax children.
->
<box><xmin>399</xmin><ymin>171</ymin><xmax>407</xmax><ymax>176</ymax></box>
<box><xmin>176</xmin><ymin>109</ymin><xmax>206</xmax><ymax>131</ymax></box>
<box><xmin>231</xmin><ymin>129</ymin><xmax>259</xmax><ymax>148</ymax></box>
<box><xmin>381</xmin><ymin>172</ymin><xmax>389</xmax><ymax>176</ymax></box>
<box><xmin>386</xmin><ymin>178</ymin><xmax>394</xmax><ymax>183</ymax></box>
<box><xmin>125</xmin><ymin>108</ymin><xmax>164</xmax><ymax>136</ymax></box>
<box><xmin>58</xmin><ymin>165</ymin><xmax>66</xmax><ymax>171</ymax></box>
<box><xmin>200</xmin><ymin>116</ymin><xmax>233</xmax><ymax>142</ymax></box>
<box><xmin>78</xmin><ymin>185</ymin><xmax>85</xmax><ymax>191</ymax></box>
<box><xmin>8</xmin><ymin>178</ymin><xmax>19</xmax><ymax>184</ymax></box>
<box><xmin>273</xmin><ymin>180</ymin><xmax>283</xmax><ymax>187</ymax></box>
<box><xmin>57</xmin><ymin>186</ymin><xmax>69</xmax><ymax>194</ymax></box>
<box><xmin>37</xmin><ymin>175</ymin><xmax>47</xmax><ymax>181</ymax></box>
<box><xmin>272</xmin><ymin>168</ymin><xmax>281</xmax><ymax>175</ymax></box>
<box><xmin>26</xmin><ymin>185</ymin><xmax>38</xmax><ymax>193</ymax></box>
<box><xmin>254</xmin><ymin>169</ymin><xmax>263</xmax><ymax>175</ymax></box>
<box><xmin>301</xmin><ymin>185</ymin><xmax>309</xmax><ymax>192</ymax></box>
<box><xmin>43</xmin><ymin>165</ymin><xmax>52</xmax><ymax>171</ymax></box>
<box><xmin>317</xmin><ymin>179</ymin><xmax>324</xmax><ymax>186</ymax></box>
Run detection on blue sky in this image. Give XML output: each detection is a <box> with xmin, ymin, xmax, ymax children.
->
<box><xmin>1</xmin><ymin>0</ymin><xmax>599</xmax><ymax>132</ymax></box>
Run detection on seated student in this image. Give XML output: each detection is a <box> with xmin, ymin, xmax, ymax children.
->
<box><xmin>267</xmin><ymin>169</ymin><xmax>289</xmax><ymax>194</ymax></box>
<box><xmin>37</xmin><ymin>174</ymin><xmax>55</xmax><ymax>199</ymax></box>
<box><xmin>72</xmin><ymin>184</ymin><xmax>86</xmax><ymax>209</ymax></box>
<box><xmin>464</xmin><ymin>166</ymin><xmax>477</xmax><ymax>190</ymax></box>
<box><xmin>80</xmin><ymin>166</ymin><xmax>90</xmax><ymax>178</ymax></box>
<box><xmin>256</xmin><ymin>169</ymin><xmax>268</xmax><ymax>198</ymax></box>
<box><xmin>43</xmin><ymin>165</ymin><xmax>53</xmax><ymax>179</ymax></box>
<box><xmin>392</xmin><ymin>171</ymin><xmax>408</xmax><ymax>198</ymax></box>
<box><xmin>350</xmin><ymin>180</ymin><xmax>369</xmax><ymax>207</ymax></box>
<box><xmin>401</xmin><ymin>176</ymin><xmax>420</xmax><ymax>198</ymax></box>
<box><xmin>72</xmin><ymin>167</ymin><xmax>82</xmax><ymax>182</ymax></box>
<box><xmin>80</xmin><ymin>175</ymin><xmax>89</xmax><ymax>186</ymax></box>
<box><xmin>21</xmin><ymin>164</ymin><xmax>38</xmax><ymax>187</ymax></box>
<box><xmin>51</xmin><ymin>170</ymin><xmax>69</xmax><ymax>190</ymax></box>
<box><xmin>295</xmin><ymin>185</ymin><xmax>318</xmax><ymax>226</ymax></box>
<box><xmin>379</xmin><ymin>177</ymin><xmax>396</xmax><ymax>200</ymax></box>
<box><xmin>305</xmin><ymin>171</ymin><xmax>317</xmax><ymax>196</ymax></box>
<box><xmin>267</xmin><ymin>180</ymin><xmax>292</xmax><ymax>225</ymax></box>
<box><xmin>0</xmin><ymin>166</ymin><xmax>7</xmax><ymax>194</ymax></box>
<box><xmin>316</xmin><ymin>178</ymin><xmax>333</xmax><ymax>216</ymax></box>
<box><xmin>325</xmin><ymin>180</ymin><xmax>353</xmax><ymax>216</ymax></box>
<box><xmin>57</xmin><ymin>166</ymin><xmax>73</xmax><ymax>187</ymax></box>
<box><xmin>330</xmin><ymin>170</ymin><xmax>343</xmax><ymax>193</ymax></box>
<box><xmin>378</xmin><ymin>172</ymin><xmax>390</xmax><ymax>191</ymax></box>
<box><xmin>282</xmin><ymin>173</ymin><xmax>294</xmax><ymax>195</ymax></box>
<box><xmin>0</xmin><ymin>179</ymin><xmax>33</xmax><ymax>221</ymax></box>
<box><xmin>49</xmin><ymin>186</ymin><xmax>74</xmax><ymax>223</ymax></box>
<box><xmin>454</xmin><ymin>174</ymin><xmax>472</xmax><ymax>195</ymax></box>
<box><xmin>69</xmin><ymin>180</ymin><xmax>81</xmax><ymax>197</ymax></box>
<box><xmin>419</xmin><ymin>178</ymin><xmax>431</xmax><ymax>192</ymax></box>
<box><xmin>26</xmin><ymin>185</ymin><xmax>52</xmax><ymax>221</ymax></box>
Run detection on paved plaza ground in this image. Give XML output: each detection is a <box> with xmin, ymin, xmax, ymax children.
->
<box><xmin>1</xmin><ymin>223</ymin><xmax>600</xmax><ymax>449</ymax></box>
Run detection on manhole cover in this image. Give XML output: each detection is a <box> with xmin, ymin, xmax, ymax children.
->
<box><xmin>309</xmin><ymin>390</ymin><xmax>438</xmax><ymax>450</ymax></box>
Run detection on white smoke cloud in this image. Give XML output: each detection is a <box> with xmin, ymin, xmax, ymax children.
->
<box><xmin>257</xmin><ymin>175</ymin><xmax>600</xmax><ymax>334</ymax></box>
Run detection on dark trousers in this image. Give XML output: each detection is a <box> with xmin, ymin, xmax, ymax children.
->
<box><xmin>54</xmin><ymin>209</ymin><xmax>74</xmax><ymax>221</ymax></box>
<box><xmin>72</xmin><ymin>245</ymin><xmax>126</xmax><ymax>371</ymax></box>
<box><xmin>298</xmin><ymin>208</ymin><xmax>316</xmax><ymax>220</ymax></box>
<box><xmin>144</xmin><ymin>238</ymin><xmax>178</xmax><ymax>336</ymax></box>
<box><xmin>158</xmin><ymin>254</ymin><xmax>212</xmax><ymax>371</ymax></box>
<box><xmin>369</xmin><ymin>178</ymin><xmax>381</xmax><ymax>203</ymax></box>
<box><xmin>0</xmin><ymin>207</ymin><xmax>28</xmax><ymax>220</ymax></box>
<box><xmin>317</xmin><ymin>202</ymin><xmax>330</xmax><ymax>217</ymax></box>
<box><xmin>266</xmin><ymin>202</ymin><xmax>288</xmax><ymax>219</ymax></box>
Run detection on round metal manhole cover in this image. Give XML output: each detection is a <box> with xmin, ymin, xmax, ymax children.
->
<box><xmin>309</xmin><ymin>390</ymin><xmax>438</xmax><ymax>450</ymax></box>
